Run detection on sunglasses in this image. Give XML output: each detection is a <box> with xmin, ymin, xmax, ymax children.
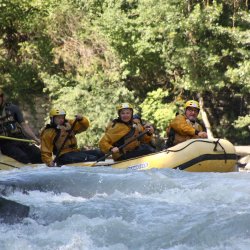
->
<box><xmin>186</xmin><ymin>107</ymin><xmax>199</xmax><ymax>114</ymax></box>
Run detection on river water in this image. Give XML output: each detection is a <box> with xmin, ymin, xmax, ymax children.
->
<box><xmin>0</xmin><ymin>165</ymin><xmax>250</xmax><ymax>250</ymax></box>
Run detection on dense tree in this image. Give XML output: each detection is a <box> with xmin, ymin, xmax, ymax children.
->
<box><xmin>95</xmin><ymin>0</ymin><xmax>249</xmax><ymax>143</ymax></box>
<box><xmin>0</xmin><ymin>0</ymin><xmax>51</xmax><ymax>101</ymax></box>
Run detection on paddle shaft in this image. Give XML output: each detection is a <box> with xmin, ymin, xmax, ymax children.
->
<box><xmin>0</xmin><ymin>161</ymin><xmax>19</xmax><ymax>169</ymax></box>
<box><xmin>53</xmin><ymin>119</ymin><xmax>78</xmax><ymax>164</ymax></box>
<box><xmin>95</xmin><ymin>129</ymin><xmax>149</xmax><ymax>163</ymax></box>
<box><xmin>0</xmin><ymin>135</ymin><xmax>35</xmax><ymax>144</ymax></box>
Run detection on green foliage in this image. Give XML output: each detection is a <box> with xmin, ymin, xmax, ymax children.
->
<box><xmin>95</xmin><ymin>0</ymin><xmax>168</xmax><ymax>96</ymax></box>
<box><xmin>226</xmin><ymin>60</ymin><xmax>250</xmax><ymax>94</ymax></box>
<box><xmin>140</xmin><ymin>88</ymin><xmax>179</xmax><ymax>136</ymax></box>
<box><xmin>234</xmin><ymin>115</ymin><xmax>250</xmax><ymax>129</ymax></box>
<box><xmin>43</xmin><ymin>72</ymin><xmax>135</xmax><ymax>147</ymax></box>
<box><xmin>232</xmin><ymin>114</ymin><xmax>250</xmax><ymax>145</ymax></box>
<box><xmin>0</xmin><ymin>0</ymin><xmax>51</xmax><ymax>101</ymax></box>
<box><xmin>39</xmin><ymin>0</ymin><xmax>136</xmax><ymax>147</ymax></box>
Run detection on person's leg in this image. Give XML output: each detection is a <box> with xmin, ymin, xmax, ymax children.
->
<box><xmin>140</xmin><ymin>144</ymin><xmax>156</xmax><ymax>154</ymax></box>
<box><xmin>57</xmin><ymin>151</ymin><xmax>97</xmax><ymax>165</ymax></box>
<box><xmin>118</xmin><ymin>144</ymin><xmax>156</xmax><ymax>161</ymax></box>
<box><xmin>1</xmin><ymin>141</ymin><xmax>31</xmax><ymax>163</ymax></box>
<box><xmin>21</xmin><ymin>144</ymin><xmax>42</xmax><ymax>164</ymax></box>
<box><xmin>83</xmin><ymin>149</ymin><xmax>105</xmax><ymax>159</ymax></box>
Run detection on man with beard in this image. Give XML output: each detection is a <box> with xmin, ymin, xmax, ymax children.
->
<box><xmin>166</xmin><ymin>100</ymin><xmax>207</xmax><ymax>147</ymax></box>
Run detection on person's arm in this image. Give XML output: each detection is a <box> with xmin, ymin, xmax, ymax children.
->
<box><xmin>170</xmin><ymin>115</ymin><xmax>196</xmax><ymax>136</ymax></box>
<box><xmin>99</xmin><ymin>124</ymin><xmax>128</xmax><ymax>153</ymax></box>
<box><xmin>99</xmin><ymin>133</ymin><xmax>115</xmax><ymax>153</ymax></box>
<box><xmin>144</xmin><ymin>123</ymin><xmax>154</xmax><ymax>134</ymax></box>
<box><xmin>197</xmin><ymin>124</ymin><xmax>208</xmax><ymax>138</ymax></box>
<box><xmin>69</xmin><ymin>115</ymin><xmax>90</xmax><ymax>134</ymax></box>
<box><xmin>20</xmin><ymin>122</ymin><xmax>40</xmax><ymax>144</ymax></box>
<box><xmin>171</xmin><ymin>115</ymin><xmax>207</xmax><ymax>138</ymax></box>
<box><xmin>197</xmin><ymin>131</ymin><xmax>207</xmax><ymax>138</ymax></box>
<box><xmin>141</xmin><ymin>123</ymin><xmax>154</xmax><ymax>144</ymax></box>
<box><xmin>11</xmin><ymin>104</ymin><xmax>40</xmax><ymax>144</ymax></box>
<box><xmin>40</xmin><ymin>129</ymin><xmax>55</xmax><ymax>167</ymax></box>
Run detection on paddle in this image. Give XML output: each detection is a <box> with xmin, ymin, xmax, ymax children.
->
<box><xmin>0</xmin><ymin>161</ymin><xmax>19</xmax><ymax>169</ymax></box>
<box><xmin>91</xmin><ymin>129</ymin><xmax>150</xmax><ymax>165</ymax></box>
<box><xmin>53</xmin><ymin>119</ymin><xmax>78</xmax><ymax>166</ymax></box>
<box><xmin>0</xmin><ymin>135</ymin><xmax>35</xmax><ymax>144</ymax></box>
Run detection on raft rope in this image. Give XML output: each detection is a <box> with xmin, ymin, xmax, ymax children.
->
<box><xmin>0</xmin><ymin>161</ymin><xmax>20</xmax><ymax>169</ymax></box>
<box><xmin>166</xmin><ymin>139</ymin><xmax>217</xmax><ymax>152</ymax></box>
<box><xmin>213</xmin><ymin>138</ymin><xmax>227</xmax><ymax>163</ymax></box>
<box><xmin>166</xmin><ymin>139</ymin><xmax>228</xmax><ymax>163</ymax></box>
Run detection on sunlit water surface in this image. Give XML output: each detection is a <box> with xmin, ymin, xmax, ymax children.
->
<box><xmin>0</xmin><ymin>165</ymin><xmax>250</xmax><ymax>250</ymax></box>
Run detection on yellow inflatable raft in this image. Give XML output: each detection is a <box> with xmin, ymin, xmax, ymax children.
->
<box><xmin>0</xmin><ymin>138</ymin><xmax>237</xmax><ymax>172</ymax></box>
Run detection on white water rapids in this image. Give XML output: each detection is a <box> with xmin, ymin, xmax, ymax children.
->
<box><xmin>0</xmin><ymin>165</ymin><xmax>250</xmax><ymax>250</ymax></box>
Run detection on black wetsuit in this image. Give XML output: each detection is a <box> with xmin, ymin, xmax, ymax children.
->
<box><xmin>0</xmin><ymin>103</ymin><xmax>42</xmax><ymax>164</ymax></box>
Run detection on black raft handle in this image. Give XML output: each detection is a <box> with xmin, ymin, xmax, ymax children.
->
<box><xmin>213</xmin><ymin>138</ymin><xmax>227</xmax><ymax>163</ymax></box>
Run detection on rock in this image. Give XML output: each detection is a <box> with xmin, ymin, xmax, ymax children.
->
<box><xmin>244</xmin><ymin>161</ymin><xmax>250</xmax><ymax>170</ymax></box>
<box><xmin>235</xmin><ymin>146</ymin><xmax>250</xmax><ymax>156</ymax></box>
<box><xmin>238</xmin><ymin>155</ymin><xmax>250</xmax><ymax>167</ymax></box>
<box><xmin>0</xmin><ymin>197</ymin><xmax>30</xmax><ymax>224</ymax></box>
<box><xmin>235</xmin><ymin>146</ymin><xmax>250</xmax><ymax>170</ymax></box>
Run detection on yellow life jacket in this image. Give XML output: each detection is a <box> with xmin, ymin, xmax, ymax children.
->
<box><xmin>99</xmin><ymin>116</ymin><xmax>152</xmax><ymax>160</ymax></box>
<box><xmin>41</xmin><ymin>118</ymin><xmax>90</xmax><ymax>165</ymax></box>
<box><xmin>167</xmin><ymin>114</ymin><xmax>204</xmax><ymax>146</ymax></box>
<box><xmin>52</xmin><ymin>122</ymin><xmax>78</xmax><ymax>154</ymax></box>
